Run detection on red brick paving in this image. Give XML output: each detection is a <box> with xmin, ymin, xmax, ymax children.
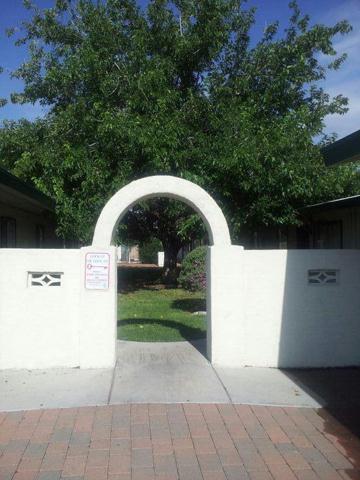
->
<box><xmin>0</xmin><ymin>405</ymin><xmax>359</xmax><ymax>479</ymax></box>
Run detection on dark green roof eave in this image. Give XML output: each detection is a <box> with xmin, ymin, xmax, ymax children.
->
<box><xmin>302</xmin><ymin>194</ymin><xmax>360</xmax><ymax>212</ymax></box>
<box><xmin>0</xmin><ymin>166</ymin><xmax>55</xmax><ymax>211</ymax></box>
<box><xmin>321</xmin><ymin>129</ymin><xmax>360</xmax><ymax>166</ymax></box>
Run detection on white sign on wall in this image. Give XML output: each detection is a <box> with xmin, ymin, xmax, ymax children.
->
<box><xmin>85</xmin><ymin>253</ymin><xmax>110</xmax><ymax>290</ymax></box>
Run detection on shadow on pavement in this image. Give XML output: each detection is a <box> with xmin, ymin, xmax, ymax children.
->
<box><xmin>171</xmin><ymin>297</ymin><xmax>206</xmax><ymax>313</ymax></box>
<box><xmin>282</xmin><ymin>367</ymin><xmax>360</xmax><ymax>436</ymax></box>
<box><xmin>277</xmin><ymin>250</ymin><xmax>360</xmax><ymax>473</ymax></box>
<box><xmin>117</xmin><ymin>318</ymin><xmax>206</xmax><ymax>354</ymax></box>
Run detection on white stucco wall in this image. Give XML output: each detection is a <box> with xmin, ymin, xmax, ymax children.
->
<box><xmin>0</xmin><ymin>247</ymin><xmax>116</xmax><ymax>370</ymax></box>
<box><xmin>207</xmin><ymin>245</ymin><xmax>245</xmax><ymax>365</ymax></box>
<box><xmin>1</xmin><ymin>246</ymin><xmax>360</xmax><ymax>370</ymax></box>
<box><xmin>210</xmin><ymin>249</ymin><xmax>360</xmax><ymax>368</ymax></box>
<box><xmin>79</xmin><ymin>246</ymin><xmax>117</xmax><ymax>368</ymax></box>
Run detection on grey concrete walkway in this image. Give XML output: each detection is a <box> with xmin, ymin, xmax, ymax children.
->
<box><xmin>1</xmin><ymin>340</ymin><xmax>359</xmax><ymax>411</ymax></box>
<box><xmin>111</xmin><ymin>340</ymin><xmax>229</xmax><ymax>404</ymax></box>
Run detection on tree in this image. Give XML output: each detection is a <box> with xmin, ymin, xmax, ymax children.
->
<box><xmin>118</xmin><ymin>198</ymin><xmax>206</xmax><ymax>279</ymax></box>
<box><xmin>0</xmin><ymin>0</ymin><xmax>359</xmax><ymax>263</ymax></box>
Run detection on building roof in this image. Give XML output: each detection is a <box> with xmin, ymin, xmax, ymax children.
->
<box><xmin>303</xmin><ymin>194</ymin><xmax>360</xmax><ymax>212</ymax></box>
<box><xmin>0</xmin><ymin>166</ymin><xmax>55</xmax><ymax>211</ymax></box>
<box><xmin>321</xmin><ymin>129</ymin><xmax>360</xmax><ymax>166</ymax></box>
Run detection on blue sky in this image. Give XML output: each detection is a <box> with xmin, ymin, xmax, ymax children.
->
<box><xmin>0</xmin><ymin>0</ymin><xmax>359</xmax><ymax>139</ymax></box>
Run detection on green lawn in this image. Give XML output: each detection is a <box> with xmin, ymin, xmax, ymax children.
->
<box><xmin>117</xmin><ymin>288</ymin><xmax>206</xmax><ymax>342</ymax></box>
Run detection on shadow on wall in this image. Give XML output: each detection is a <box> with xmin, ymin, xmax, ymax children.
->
<box><xmin>278</xmin><ymin>250</ymin><xmax>360</xmax><ymax>369</ymax></box>
<box><xmin>279</xmin><ymin>251</ymin><xmax>359</xmax><ymax>369</ymax></box>
<box><xmin>278</xmin><ymin>250</ymin><xmax>360</xmax><ymax>470</ymax></box>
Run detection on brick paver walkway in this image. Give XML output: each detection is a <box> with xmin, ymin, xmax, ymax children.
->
<box><xmin>0</xmin><ymin>404</ymin><xmax>359</xmax><ymax>480</ymax></box>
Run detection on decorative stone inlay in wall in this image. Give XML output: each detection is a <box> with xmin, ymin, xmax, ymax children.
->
<box><xmin>308</xmin><ymin>269</ymin><xmax>339</xmax><ymax>285</ymax></box>
<box><xmin>28</xmin><ymin>272</ymin><xmax>63</xmax><ymax>287</ymax></box>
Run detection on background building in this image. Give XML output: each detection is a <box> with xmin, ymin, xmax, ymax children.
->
<box><xmin>0</xmin><ymin>167</ymin><xmax>59</xmax><ymax>248</ymax></box>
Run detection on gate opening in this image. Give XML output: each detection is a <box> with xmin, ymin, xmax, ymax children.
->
<box><xmin>115</xmin><ymin>197</ymin><xmax>208</xmax><ymax>354</ymax></box>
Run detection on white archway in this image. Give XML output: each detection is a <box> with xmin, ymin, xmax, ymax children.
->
<box><xmin>92</xmin><ymin>176</ymin><xmax>231</xmax><ymax>246</ymax></box>
<box><xmin>91</xmin><ymin>175</ymin><xmax>233</xmax><ymax>363</ymax></box>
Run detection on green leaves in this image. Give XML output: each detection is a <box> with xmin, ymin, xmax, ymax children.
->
<box><xmin>0</xmin><ymin>0</ymin><xmax>358</xmax><ymax>248</ymax></box>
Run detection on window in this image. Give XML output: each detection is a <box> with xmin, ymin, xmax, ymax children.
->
<box><xmin>296</xmin><ymin>226</ymin><xmax>310</xmax><ymax>249</ymax></box>
<box><xmin>36</xmin><ymin>225</ymin><xmax>45</xmax><ymax>248</ymax></box>
<box><xmin>278</xmin><ymin>229</ymin><xmax>288</xmax><ymax>249</ymax></box>
<box><xmin>313</xmin><ymin>221</ymin><xmax>343</xmax><ymax>249</ymax></box>
<box><xmin>0</xmin><ymin>217</ymin><xmax>16</xmax><ymax>247</ymax></box>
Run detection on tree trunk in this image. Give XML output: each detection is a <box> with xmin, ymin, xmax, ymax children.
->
<box><xmin>162</xmin><ymin>241</ymin><xmax>181</xmax><ymax>285</ymax></box>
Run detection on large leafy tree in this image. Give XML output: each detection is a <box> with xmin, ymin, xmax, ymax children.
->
<box><xmin>118</xmin><ymin>198</ymin><xmax>207</xmax><ymax>276</ymax></box>
<box><xmin>0</xmin><ymin>0</ymin><xmax>359</xmax><ymax>265</ymax></box>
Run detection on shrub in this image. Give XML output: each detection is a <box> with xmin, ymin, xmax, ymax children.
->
<box><xmin>139</xmin><ymin>238</ymin><xmax>163</xmax><ymax>264</ymax></box>
<box><xmin>178</xmin><ymin>246</ymin><xmax>206</xmax><ymax>292</ymax></box>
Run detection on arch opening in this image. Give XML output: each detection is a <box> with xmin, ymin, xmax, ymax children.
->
<box><xmin>116</xmin><ymin>195</ymin><xmax>209</xmax><ymax>351</ymax></box>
